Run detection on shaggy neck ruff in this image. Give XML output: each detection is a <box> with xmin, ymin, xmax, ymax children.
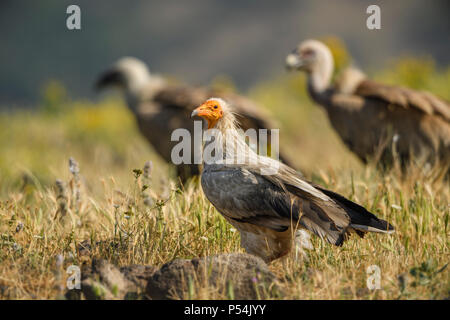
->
<box><xmin>308</xmin><ymin>50</ymin><xmax>334</xmax><ymax>95</ymax></box>
<box><xmin>201</xmin><ymin>107</ymin><xmax>281</xmax><ymax>176</ymax></box>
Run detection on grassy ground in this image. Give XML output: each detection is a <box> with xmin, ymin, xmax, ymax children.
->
<box><xmin>0</xmin><ymin>55</ymin><xmax>449</xmax><ymax>299</ymax></box>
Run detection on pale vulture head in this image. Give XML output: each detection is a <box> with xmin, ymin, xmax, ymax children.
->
<box><xmin>285</xmin><ymin>39</ymin><xmax>334</xmax><ymax>75</ymax></box>
<box><xmin>96</xmin><ymin>57</ymin><xmax>151</xmax><ymax>93</ymax></box>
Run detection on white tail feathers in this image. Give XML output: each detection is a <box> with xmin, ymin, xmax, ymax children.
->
<box><xmin>350</xmin><ymin>224</ymin><xmax>395</xmax><ymax>234</ymax></box>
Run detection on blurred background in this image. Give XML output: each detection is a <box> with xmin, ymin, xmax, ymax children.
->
<box><xmin>0</xmin><ymin>1</ymin><xmax>449</xmax><ymax>192</ymax></box>
<box><xmin>1</xmin><ymin>0</ymin><xmax>449</xmax><ymax>105</ymax></box>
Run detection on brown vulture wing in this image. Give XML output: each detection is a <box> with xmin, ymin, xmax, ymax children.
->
<box><xmin>153</xmin><ymin>85</ymin><xmax>281</xmax><ymax>130</ymax></box>
<box><xmin>355</xmin><ymin>79</ymin><xmax>450</xmax><ymax>121</ymax></box>
<box><xmin>132</xmin><ymin>98</ymin><xmax>194</xmax><ymax>164</ymax></box>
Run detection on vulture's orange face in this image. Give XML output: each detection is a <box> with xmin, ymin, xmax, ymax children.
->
<box><xmin>191</xmin><ymin>100</ymin><xmax>224</xmax><ymax>129</ymax></box>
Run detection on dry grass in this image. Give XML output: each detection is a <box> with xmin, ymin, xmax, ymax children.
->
<box><xmin>0</xmin><ymin>154</ymin><xmax>448</xmax><ymax>300</ymax></box>
<box><xmin>0</xmin><ymin>57</ymin><xmax>449</xmax><ymax>300</ymax></box>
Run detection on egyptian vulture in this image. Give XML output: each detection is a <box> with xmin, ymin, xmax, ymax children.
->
<box><xmin>192</xmin><ymin>98</ymin><xmax>394</xmax><ymax>262</ymax></box>
<box><xmin>96</xmin><ymin>57</ymin><xmax>293</xmax><ymax>182</ymax></box>
<box><xmin>286</xmin><ymin>40</ymin><xmax>450</xmax><ymax>173</ymax></box>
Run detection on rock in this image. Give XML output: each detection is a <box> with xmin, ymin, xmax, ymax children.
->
<box><xmin>81</xmin><ymin>259</ymin><xmax>133</xmax><ymax>300</ymax></box>
<box><xmin>146</xmin><ymin>253</ymin><xmax>282</xmax><ymax>299</ymax></box>
<box><xmin>120</xmin><ymin>265</ymin><xmax>158</xmax><ymax>288</ymax></box>
<box><xmin>66</xmin><ymin>253</ymin><xmax>282</xmax><ymax>300</ymax></box>
<box><xmin>67</xmin><ymin>259</ymin><xmax>155</xmax><ymax>300</ymax></box>
<box><xmin>146</xmin><ymin>259</ymin><xmax>196</xmax><ymax>300</ymax></box>
<box><xmin>0</xmin><ymin>285</ymin><xmax>19</xmax><ymax>299</ymax></box>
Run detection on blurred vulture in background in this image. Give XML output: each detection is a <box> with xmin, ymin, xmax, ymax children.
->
<box><xmin>96</xmin><ymin>57</ymin><xmax>293</xmax><ymax>182</ymax></box>
<box><xmin>286</xmin><ymin>40</ymin><xmax>450</xmax><ymax>175</ymax></box>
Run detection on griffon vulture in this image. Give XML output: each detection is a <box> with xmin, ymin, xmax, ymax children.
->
<box><xmin>192</xmin><ymin>98</ymin><xmax>394</xmax><ymax>262</ymax></box>
<box><xmin>286</xmin><ymin>40</ymin><xmax>450</xmax><ymax>173</ymax></box>
<box><xmin>96</xmin><ymin>57</ymin><xmax>293</xmax><ymax>182</ymax></box>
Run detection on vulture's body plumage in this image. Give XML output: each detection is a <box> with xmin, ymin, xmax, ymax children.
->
<box><xmin>286</xmin><ymin>40</ymin><xmax>450</xmax><ymax>172</ymax></box>
<box><xmin>96</xmin><ymin>57</ymin><xmax>292</xmax><ymax>182</ymax></box>
<box><xmin>193</xmin><ymin>98</ymin><xmax>394</xmax><ymax>262</ymax></box>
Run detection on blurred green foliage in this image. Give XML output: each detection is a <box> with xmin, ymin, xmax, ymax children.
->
<box><xmin>320</xmin><ymin>36</ymin><xmax>351</xmax><ymax>76</ymax></box>
<box><xmin>210</xmin><ymin>74</ymin><xmax>238</xmax><ymax>93</ymax></box>
<box><xmin>0</xmin><ymin>98</ymin><xmax>169</xmax><ymax>196</ymax></box>
<box><xmin>40</xmin><ymin>80</ymin><xmax>69</xmax><ymax>115</ymax></box>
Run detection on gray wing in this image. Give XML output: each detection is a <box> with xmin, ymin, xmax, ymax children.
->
<box><xmin>201</xmin><ymin>166</ymin><xmax>349</xmax><ymax>245</ymax></box>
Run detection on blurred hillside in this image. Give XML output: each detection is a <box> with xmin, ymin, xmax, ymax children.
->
<box><xmin>1</xmin><ymin>0</ymin><xmax>449</xmax><ymax>106</ymax></box>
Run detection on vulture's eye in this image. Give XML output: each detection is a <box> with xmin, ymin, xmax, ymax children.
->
<box><xmin>302</xmin><ymin>49</ymin><xmax>314</xmax><ymax>57</ymax></box>
<box><xmin>214</xmin><ymin>105</ymin><xmax>218</xmax><ymax>109</ymax></box>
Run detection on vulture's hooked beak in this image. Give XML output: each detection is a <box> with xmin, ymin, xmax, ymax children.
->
<box><xmin>191</xmin><ymin>100</ymin><xmax>222</xmax><ymax>129</ymax></box>
<box><xmin>190</xmin><ymin>109</ymin><xmax>199</xmax><ymax>118</ymax></box>
<box><xmin>191</xmin><ymin>105</ymin><xmax>209</xmax><ymax>118</ymax></box>
<box><xmin>285</xmin><ymin>52</ymin><xmax>303</xmax><ymax>71</ymax></box>
<box><xmin>94</xmin><ymin>69</ymin><xmax>122</xmax><ymax>91</ymax></box>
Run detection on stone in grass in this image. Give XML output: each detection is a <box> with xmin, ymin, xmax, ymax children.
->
<box><xmin>120</xmin><ymin>265</ymin><xmax>158</xmax><ymax>289</ymax></box>
<box><xmin>66</xmin><ymin>259</ymin><xmax>157</xmax><ymax>300</ymax></box>
<box><xmin>146</xmin><ymin>253</ymin><xmax>282</xmax><ymax>299</ymax></box>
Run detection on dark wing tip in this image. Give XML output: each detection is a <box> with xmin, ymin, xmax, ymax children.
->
<box><xmin>334</xmin><ymin>233</ymin><xmax>345</xmax><ymax>246</ymax></box>
<box><xmin>369</xmin><ymin>216</ymin><xmax>395</xmax><ymax>233</ymax></box>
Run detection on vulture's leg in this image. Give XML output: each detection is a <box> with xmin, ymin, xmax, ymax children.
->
<box><xmin>239</xmin><ymin>230</ymin><xmax>293</xmax><ymax>263</ymax></box>
<box><xmin>293</xmin><ymin>229</ymin><xmax>313</xmax><ymax>261</ymax></box>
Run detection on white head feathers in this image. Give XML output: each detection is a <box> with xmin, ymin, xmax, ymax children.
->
<box><xmin>113</xmin><ymin>57</ymin><xmax>152</xmax><ymax>93</ymax></box>
<box><xmin>286</xmin><ymin>39</ymin><xmax>335</xmax><ymax>93</ymax></box>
